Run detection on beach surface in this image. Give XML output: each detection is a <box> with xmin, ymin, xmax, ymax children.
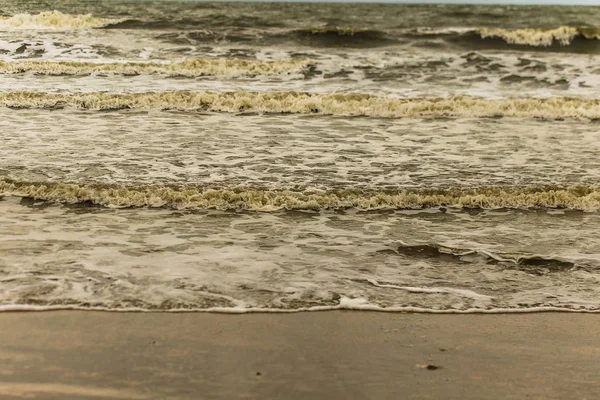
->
<box><xmin>1</xmin><ymin>311</ymin><xmax>599</xmax><ymax>399</ymax></box>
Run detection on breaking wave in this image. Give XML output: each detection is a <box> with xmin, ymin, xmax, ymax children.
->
<box><xmin>0</xmin><ymin>59</ymin><xmax>311</xmax><ymax>77</ymax></box>
<box><xmin>2</xmin><ymin>179</ymin><xmax>600</xmax><ymax>211</ymax></box>
<box><xmin>409</xmin><ymin>26</ymin><xmax>600</xmax><ymax>51</ymax></box>
<box><xmin>0</xmin><ymin>11</ymin><xmax>121</xmax><ymax>30</ymax></box>
<box><xmin>2</xmin><ymin>91</ymin><xmax>600</xmax><ymax>119</ymax></box>
<box><xmin>477</xmin><ymin>26</ymin><xmax>600</xmax><ymax>47</ymax></box>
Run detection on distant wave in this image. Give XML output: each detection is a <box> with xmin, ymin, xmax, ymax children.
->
<box><xmin>0</xmin><ymin>11</ymin><xmax>121</xmax><ymax>30</ymax></box>
<box><xmin>103</xmin><ymin>15</ymin><xmax>285</xmax><ymax>30</ymax></box>
<box><xmin>2</xmin><ymin>179</ymin><xmax>600</xmax><ymax>211</ymax></box>
<box><xmin>103</xmin><ymin>19</ymin><xmax>599</xmax><ymax>50</ymax></box>
<box><xmin>290</xmin><ymin>26</ymin><xmax>600</xmax><ymax>48</ymax></box>
<box><xmin>2</xmin><ymin>91</ymin><xmax>600</xmax><ymax>119</ymax></box>
<box><xmin>4</xmin><ymin>12</ymin><xmax>596</xmax><ymax>52</ymax></box>
<box><xmin>0</xmin><ymin>59</ymin><xmax>311</xmax><ymax>77</ymax></box>
<box><xmin>408</xmin><ymin>26</ymin><xmax>600</xmax><ymax>51</ymax></box>
<box><xmin>290</xmin><ymin>27</ymin><xmax>393</xmax><ymax>47</ymax></box>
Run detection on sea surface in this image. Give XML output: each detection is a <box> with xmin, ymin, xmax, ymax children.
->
<box><xmin>2</xmin><ymin>1</ymin><xmax>600</xmax><ymax>312</ymax></box>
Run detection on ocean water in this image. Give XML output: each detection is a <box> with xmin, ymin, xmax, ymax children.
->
<box><xmin>2</xmin><ymin>1</ymin><xmax>600</xmax><ymax>312</ymax></box>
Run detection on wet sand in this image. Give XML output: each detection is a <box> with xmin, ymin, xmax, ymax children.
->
<box><xmin>0</xmin><ymin>311</ymin><xmax>599</xmax><ymax>399</ymax></box>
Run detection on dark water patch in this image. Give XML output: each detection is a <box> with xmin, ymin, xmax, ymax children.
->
<box><xmin>464</xmin><ymin>76</ymin><xmax>490</xmax><ymax>83</ymax></box>
<box><xmin>523</xmin><ymin>64</ymin><xmax>548</xmax><ymax>73</ymax></box>
<box><xmin>362</xmin><ymin>59</ymin><xmax>454</xmax><ymax>82</ymax></box>
<box><xmin>289</xmin><ymin>52</ymin><xmax>319</xmax><ymax>59</ymax></box>
<box><xmin>323</xmin><ymin>69</ymin><xmax>352</xmax><ymax>79</ymax></box>
<box><xmin>409</xmin><ymin>40</ymin><xmax>447</xmax><ymax>50</ymax></box>
<box><xmin>517</xmin><ymin>256</ymin><xmax>574</xmax><ymax>271</ymax></box>
<box><xmin>501</xmin><ymin>74</ymin><xmax>540</xmax><ymax>84</ymax></box>
<box><xmin>103</xmin><ymin>14</ymin><xmax>284</xmax><ymax>31</ymax></box>
<box><xmin>289</xmin><ymin>28</ymin><xmax>396</xmax><ymax>48</ymax></box>
<box><xmin>224</xmin><ymin>48</ymin><xmax>256</xmax><ymax>59</ymax></box>
<box><xmin>387</xmin><ymin>243</ymin><xmax>577</xmax><ymax>275</ymax></box>
<box><xmin>301</xmin><ymin>64</ymin><xmax>323</xmax><ymax>80</ymax></box>
<box><xmin>15</xmin><ymin>44</ymin><xmax>27</xmax><ymax>54</ymax></box>
<box><xmin>462</xmin><ymin>52</ymin><xmax>494</xmax><ymax>66</ymax></box>
<box><xmin>18</xmin><ymin>197</ymin><xmax>53</xmax><ymax>209</ymax></box>
<box><xmin>103</xmin><ymin>19</ymin><xmax>176</xmax><ymax>30</ymax></box>
<box><xmin>154</xmin><ymin>32</ymin><xmax>194</xmax><ymax>46</ymax></box>
<box><xmin>202</xmin><ymin>14</ymin><xmax>285</xmax><ymax>29</ymax></box>
<box><xmin>185</xmin><ymin>30</ymin><xmax>256</xmax><ymax>44</ymax></box>
<box><xmin>517</xmin><ymin>58</ymin><xmax>548</xmax><ymax>72</ymax></box>
<box><xmin>392</xmin><ymin>244</ymin><xmax>469</xmax><ymax>261</ymax></box>
<box><xmin>442</xmin><ymin>9</ymin><xmax>509</xmax><ymax>20</ymax></box>
<box><xmin>500</xmin><ymin>74</ymin><xmax>569</xmax><ymax>89</ymax></box>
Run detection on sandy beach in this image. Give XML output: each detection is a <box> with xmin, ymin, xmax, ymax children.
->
<box><xmin>1</xmin><ymin>311</ymin><xmax>599</xmax><ymax>399</ymax></box>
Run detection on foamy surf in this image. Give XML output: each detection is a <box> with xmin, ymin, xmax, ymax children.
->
<box><xmin>477</xmin><ymin>26</ymin><xmax>600</xmax><ymax>47</ymax></box>
<box><xmin>3</xmin><ymin>303</ymin><xmax>600</xmax><ymax>313</ymax></box>
<box><xmin>0</xmin><ymin>59</ymin><xmax>311</xmax><ymax>77</ymax></box>
<box><xmin>2</xmin><ymin>179</ymin><xmax>600</xmax><ymax>211</ymax></box>
<box><xmin>296</xmin><ymin>25</ymin><xmax>600</xmax><ymax>48</ymax></box>
<box><xmin>0</xmin><ymin>11</ymin><xmax>121</xmax><ymax>30</ymax></box>
<box><xmin>2</xmin><ymin>191</ymin><xmax>600</xmax><ymax>313</ymax></box>
<box><xmin>2</xmin><ymin>91</ymin><xmax>600</xmax><ymax>119</ymax></box>
<box><xmin>407</xmin><ymin>26</ymin><xmax>600</xmax><ymax>50</ymax></box>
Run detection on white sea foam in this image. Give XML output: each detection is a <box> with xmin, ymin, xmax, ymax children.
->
<box><xmin>366</xmin><ymin>279</ymin><xmax>493</xmax><ymax>301</ymax></box>
<box><xmin>2</xmin><ymin>179</ymin><xmax>600</xmax><ymax>211</ymax></box>
<box><xmin>477</xmin><ymin>26</ymin><xmax>600</xmax><ymax>47</ymax></box>
<box><xmin>0</xmin><ymin>58</ymin><xmax>311</xmax><ymax>77</ymax></box>
<box><xmin>2</xmin><ymin>303</ymin><xmax>600</xmax><ymax>313</ymax></box>
<box><xmin>478</xmin><ymin>26</ymin><xmax>579</xmax><ymax>46</ymax></box>
<box><xmin>0</xmin><ymin>11</ymin><xmax>121</xmax><ymax>30</ymax></box>
<box><xmin>1</xmin><ymin>91</ymin><xmax>600</xmax><ymax>119</ymax></box>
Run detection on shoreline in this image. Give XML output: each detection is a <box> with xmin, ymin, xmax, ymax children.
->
<box><xmin>1</xmin><ymin>311</ymin><xmax>599</xmax><ymax>399</ymax></box>
<box><xmin>2</xmin><ymin>306</ymin><xmax>600</xmax><ymax>313</ymax></box>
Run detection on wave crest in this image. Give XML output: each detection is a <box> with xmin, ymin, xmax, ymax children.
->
<box><xmin>405</xmin><ymin>26</ymin><xmax>600</xmax><ymax>51</ymax></box>
<box><xmin>477</xmin><ymin>26</ymin><xmax>600</xmax><ymax>47</ymax></box>
<box><xmin>291</xmin><ymin>27</ymin><xmax>391</xmax><ymax>47</ymax></box>
<box><xmin>0</xmin><ymin>11</ymin><xmax>121</xmax><ymax>30</ymax></box>
<box><xmin>0</xmin><ymin>59</ymin><xmax>311</xmax><ymax>77</ymax></box>
<box><xmin>478</xmin><ymin>26</ymin><xmax>578</xmax><ymax>47</ymax></box>
<box><xmin>2</xmin><ymin>179</ymin><xmax>600</xmax><ymax>211</ymax></box>
<box><xmin>1</xmin><ymin>91</ymin><xmax>600</xmax><ymax>119</ymax></box>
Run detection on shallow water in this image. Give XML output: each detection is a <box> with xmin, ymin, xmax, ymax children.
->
<box><xmin>2</xmin><ymin>197</ymin><xmax>600</xmax><ymax>311</ymax></box>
